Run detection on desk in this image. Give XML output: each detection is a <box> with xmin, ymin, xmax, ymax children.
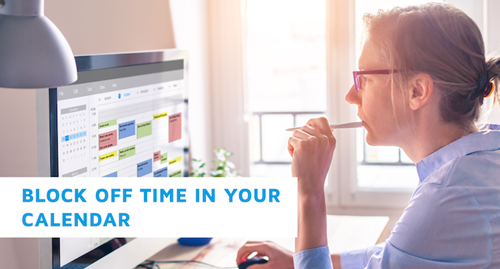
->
<box><xmin>145</xmin><ymin>215</ymin><xmax>389</xmax><ymax>269</ymax></box>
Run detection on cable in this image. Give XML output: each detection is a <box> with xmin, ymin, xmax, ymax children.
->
<box><xmin>135</xmin><ymin>259</ymin><xmax>238</xmax><ymax>269</ymax></box>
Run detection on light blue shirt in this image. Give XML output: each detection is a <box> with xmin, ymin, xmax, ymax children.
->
<box><xmin>294</xmin><ymin>124</ymin><xmax>500</xmax><ymax>269</ymax></box>
<box><xmin>294</xmin><ymin>246</ymin><xmax>333</xmax><ymax>269</ymax></box>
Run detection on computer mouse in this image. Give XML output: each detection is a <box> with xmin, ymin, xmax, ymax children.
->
<box><xmin>238</xmin><ymin>257</ymin><xmax>268</xmax><ymax>269</ymax></box>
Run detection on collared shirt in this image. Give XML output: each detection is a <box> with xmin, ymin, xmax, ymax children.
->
<box><xmin>294</xmin><ymin>124</ymin><xmax>500</xmax><ymax>269</ymax></box>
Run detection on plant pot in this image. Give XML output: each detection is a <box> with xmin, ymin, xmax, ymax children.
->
<box><xmin>177</xmin><ymin>237</ymin><xmax>213</xmax><ymax>246</ymax></box>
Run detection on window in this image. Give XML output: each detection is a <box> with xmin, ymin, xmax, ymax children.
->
<box><xmin>245</xmin><ymin>0</ymin><xmax>327</xmax><ymax>177</ymax></box>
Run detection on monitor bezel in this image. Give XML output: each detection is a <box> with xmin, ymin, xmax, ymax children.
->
<box><xmin>48</xmin><ymin>49</ymin><xmax>189</xmax><ymax>269</ymax></box>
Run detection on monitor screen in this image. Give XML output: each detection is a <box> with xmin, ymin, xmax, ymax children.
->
<box><xmin>48</xmin><ymin>49</ymin><xmax>188</xmax><ymax>269</ymax></box>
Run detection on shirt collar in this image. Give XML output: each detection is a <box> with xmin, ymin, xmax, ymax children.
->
<box><xmin>416</xmin><ymin>124</ymin><xmax>500</xmax><ymax>183</ymax></box>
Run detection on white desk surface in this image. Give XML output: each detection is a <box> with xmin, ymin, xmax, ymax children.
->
<box><xmin>146</xmin><ymin>215</ymin><xmax>389</xmax><ymax>268</ymax></box>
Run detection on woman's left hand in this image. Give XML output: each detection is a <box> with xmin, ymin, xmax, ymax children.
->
<box><xmin>236</xmin><ymin>241</ymin><xmax>294</xmax><ymax>269</ymax></box>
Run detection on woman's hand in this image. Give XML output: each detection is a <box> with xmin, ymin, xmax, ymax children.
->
<box><xmin>236</xmin><ymin>241</ymin><xmax>294</xmax><ymax>269</ymax></box>
<box><xmin>287</xmin><ymin>117</ymin><xmax>335</xmax><ymax>253</ymax></box>
<box><xmin>287</xmin><ymin>117</ymin><xmax>336</xmax><ymax>196</ymax></box>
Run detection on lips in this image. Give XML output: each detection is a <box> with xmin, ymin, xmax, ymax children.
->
<box><xmin>356</xmin><ymin>112</ymin><xmax>366</xmax><ymax>128</ymax></box>
<box><xmin>358</xmin><ymin>116</ymin><xmax>367</xmax><ymax>129</ymax></box>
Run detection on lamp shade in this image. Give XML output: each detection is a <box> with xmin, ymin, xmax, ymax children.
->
<box><xmin>0</xmin><ymin>0</ymin><xmax>77</xmax><ymax>88</ymax></box>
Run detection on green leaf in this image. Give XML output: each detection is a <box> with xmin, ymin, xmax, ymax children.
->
<box><xmin>210</xmin><ymin>170</ymin><xmax>224</xmax><ymax>177</ymax></box>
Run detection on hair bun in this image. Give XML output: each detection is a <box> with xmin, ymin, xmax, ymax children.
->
<box><xmin>469</xmin><ymin>70</ymin><xmax>489</xmax><ymax>100</ymax></box>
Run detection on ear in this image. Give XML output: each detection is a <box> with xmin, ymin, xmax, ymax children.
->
<box><xmin>408</xmin><ymin>73</ymin><xmax>433</xmax><ymax>110</ymax></box>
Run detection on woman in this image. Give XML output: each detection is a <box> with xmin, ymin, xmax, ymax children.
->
<box><xmin>237</xmin><ymin>3</ymin><xmax>500</xmax><ymax>269</ymax></box>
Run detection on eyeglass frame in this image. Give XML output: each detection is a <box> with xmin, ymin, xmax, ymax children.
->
<box><xmin>353</xmin><ymin>69</ymin><xmax>399</xmax><ymax>92</ymax></box>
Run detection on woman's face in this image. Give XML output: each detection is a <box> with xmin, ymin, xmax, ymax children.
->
<box><xmin>345</xmin><ymin>39</ymin><xmax>410</xmax><ymax>146</ymax></box>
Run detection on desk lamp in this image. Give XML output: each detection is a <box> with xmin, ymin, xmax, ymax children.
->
<box><xmin>0</xmin><ymin>0</ymin><xmax>77</xmax><ymax>88</ymax></box>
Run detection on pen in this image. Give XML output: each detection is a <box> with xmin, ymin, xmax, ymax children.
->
<box><xmin>285</xmin><ymin>121</ymin><xmax>363</xmax><ymax>131</ymax></box>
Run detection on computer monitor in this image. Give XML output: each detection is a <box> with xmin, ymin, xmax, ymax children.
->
<box><xmin>43</xmin><ymin>49</ymin><xmax>189</xmax><ymax>269</ymax></box>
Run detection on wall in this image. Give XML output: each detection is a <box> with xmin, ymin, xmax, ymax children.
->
<box><xmin>0</xmin><ymin>89</ymin><xmax>38</xmax><ymax>176</ymax></box>
<box><xmin>206</xmin><ymin>1</ymin><xmax>250</xmax><ymax>176</ymax></box>
<box><xmin>46</xmin><ymin>0</ymin><xmax>175</xmax><ymax>56</ymax></box>
<box><xmin>0</xmin><ymin>239</ymin><xmax>20</xmax><ymax>268</ymax></box>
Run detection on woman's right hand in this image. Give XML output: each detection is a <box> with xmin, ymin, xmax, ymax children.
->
<box><xmin>287</xmin><ymin>117</ymin><xmax>336</xmax><ymax>196</ymax></box>
<box><xmin>236</xmin><ymin>241</ymin><xmax>294</xmax><ymax>269</ymax></box>
<box><xmin>287</xmin><ymin>117</ymin><xmax>334</xmax><ymax>253</ymax></box>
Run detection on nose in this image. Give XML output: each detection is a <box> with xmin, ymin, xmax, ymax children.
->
<box><xmin>345</xmin><ymin>84</ymin><xmax>360</xmax><ymax>105</ymax></box>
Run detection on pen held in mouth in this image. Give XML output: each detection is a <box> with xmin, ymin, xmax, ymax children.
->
<box><xmin>285</xmin><ymin>121</ymin><xmax>363</xmax><ymax>131</ymax></box>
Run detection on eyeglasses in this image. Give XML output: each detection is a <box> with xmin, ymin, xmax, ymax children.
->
<box><xmin>353</xmin><ymin>69</ymin><xmax>399</xmax><ymax>92</ymax></box>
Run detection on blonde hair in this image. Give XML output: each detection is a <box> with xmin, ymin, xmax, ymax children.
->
<box><xmin>363</xmin><ymin>3</ymin><xmax>500</xmax><ymax>131</ymax></box>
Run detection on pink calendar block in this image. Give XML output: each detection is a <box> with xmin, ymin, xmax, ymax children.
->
<box><xmin>169</xmin><ymin>112</ymin><xmax>182</xmax><ymax>142</ymax></box>
<box><xmin>154</xmin><ymin>151</ymin><xmax>161</xmax><ymax>162</ymax></box>
<box><xmin>99</xmin><ymin>130</ymin><xmax>117</xmax><ymax>150</ymax></box>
